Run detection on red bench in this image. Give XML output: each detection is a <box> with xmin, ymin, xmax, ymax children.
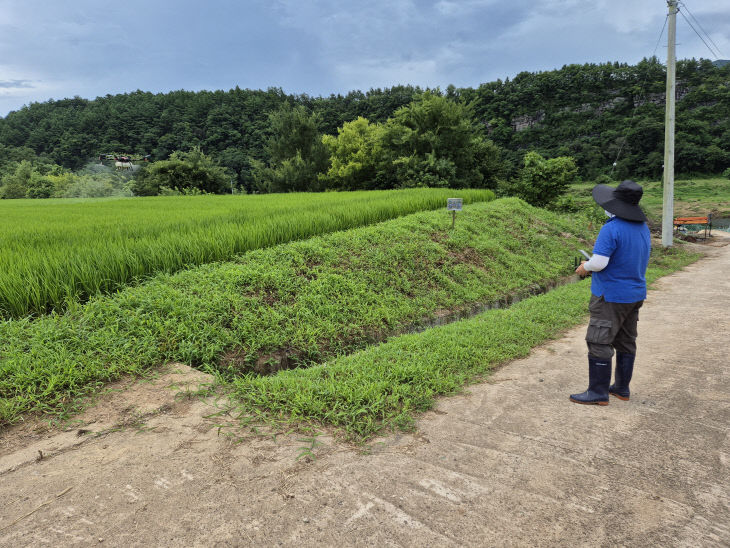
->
<box><xmin>674</xmin><ymin>214</ymin><xmax>712</xmax><ymax>238</ymax></box>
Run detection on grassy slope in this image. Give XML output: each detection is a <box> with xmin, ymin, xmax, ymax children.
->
<box><xmin>232</xmin><ymin>245</ymin><xmax>699</xmax><ymax>440</ymax></box>
<box><xmin>0</xmin><ymin>198</ymin><xmax>594</xmax><ymax>426</ymax></box>
<box><xmin>640</xmin><ymin>178</ymin><xmax>730</xmax><ymax>221</ymax></box>
<box><xmin>570</xmin><ymin>177</ymin><xmax>730</xmax><ymax>224</ymax></box>
<box><xmin>0</xmin><ymin>188</ymin><xmax>493</xmax><ymax>319</ymax></box>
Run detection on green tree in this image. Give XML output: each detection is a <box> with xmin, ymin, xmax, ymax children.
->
<box><xmin>502</xmin><ymin>151</ymin><xmax>578</xmax><ymax>207</ymax></box>
<box><xmin>1</xmin><ymin>59</ymin><xmax>729</xmax><ymax>183</ymax></box>
<box><xmin>25</xmin><ymin>174</ymin><xmax>55</xmax><ymax>198</ymax></box>
<box><xmin>133</xmin><ymin>147</ymin><xmax>230</xmax><ymax>196</ymax></box>
<box><xmin>0</xmin><ymin>161</ymin><xmax>33</xmax><ymax>198</ymax></box>
<box><xmin>321</xmin><ymin>117</ymin><xmax>387</xmax><ymax>190</ymax></box>
<box><xmin>217</xmin><ymin>147</ymin><xmax>253</xmax><ymax>192</ymax></box>
<box><xmin>253</xmin><ymin>104</ymin><xmax>329</xmax><ymax>193</ymax></box>
<box><xmin>381</xmin><ymin>92</ymin><xmax>505</xmax><ymax>189</ymax></box>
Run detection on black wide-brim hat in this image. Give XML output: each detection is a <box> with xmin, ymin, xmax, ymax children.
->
<box><xmin>592</xmin><ymin>180</ymin><xmax>647</xmax><ymax>223</ymax></box>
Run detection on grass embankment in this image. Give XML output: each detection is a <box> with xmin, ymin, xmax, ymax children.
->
<box><xmin>232</xmin><ymin>245</ymin><xmax>699</xmax><ymax>439</ymax></box>
<box><xmin>570</xmin><ymin>177</ymin><xmax>730</xmax><ymax>224</ymax></box>
<box><xmin>0</xmin><ymin>188</ymin><xmax>493</xmax><ymax>319</ymax></box>
<box><xmin>640</xmin><ymin>178</ymin><xmax>730</xmax><ymax>222</ymax></box>
<box><xmin>1</xmin><ymin>198</ymin><xmax>592</xmax><ymax>427</ymax></box>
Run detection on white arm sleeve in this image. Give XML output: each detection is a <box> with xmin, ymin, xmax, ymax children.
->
<box><xmin>583</xmin><ymin>254</ymin><xmax>610</xmax><ymax>272</ymax></box>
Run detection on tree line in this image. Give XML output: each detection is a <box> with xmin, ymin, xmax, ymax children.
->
<box><xmin>1</xmin><ymin>57</ymin><xmax>728</xmax><ymax>201</ymax></box>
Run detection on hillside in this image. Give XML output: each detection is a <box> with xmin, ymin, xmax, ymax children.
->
<box><xmin>0</xmin><ymin>58</ymin><xmax>728</xmax><ymax>185</ymax></box>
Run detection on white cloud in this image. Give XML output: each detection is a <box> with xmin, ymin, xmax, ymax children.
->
<box><xmin>494</xmin><ymin>0</ymin><xmax>729</xmax><ymax>65</ymax></box>
<box><xmin>434</xmin><ymin>0</ymin><xmax>498</xmax><ymax>17</ymax></box>
<box><xmin>273</xmin><ymin>0</ymin><xmax>418</xmax><ymax>29</ymax></box>
<box><xmin>595</xmin><ymin>0</ymin><xmax>664</xmax><ymax>34</ymax></box>
<box><xmin>683</xmin><ymin>0</ymin><xmax>730</xmax><ymax>14</ymax></box>
<box><xmin>335</xmin><ymin>58</ymin><xmax>439</xmax><ymax>90</ymax></box>
<box><xmin>332</xmin><ymin>43</ymin><xmax>467</xmax><ymax>91</ymax></box>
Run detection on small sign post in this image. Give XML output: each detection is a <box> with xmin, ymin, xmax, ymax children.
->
<box><xmin>447</xmin><ymin>198</ymin><xmax>462</xmax><ymax>229</ymax></box>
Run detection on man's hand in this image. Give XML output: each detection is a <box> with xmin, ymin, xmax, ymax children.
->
<box><xmin>575</xmin><ymin>260</ymin><xmax>589</xmax><ymax>278</ymax></box>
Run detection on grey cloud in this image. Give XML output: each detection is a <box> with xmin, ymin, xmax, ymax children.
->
<box><xmin>1</xmin><ymin>0</ymin><xmax>728</xmax><ymax>117</ymax></box>
<box><xmin>0</xmin><ymin>79</ymin><xmax>33</xmax><ymax>89</ymax></box>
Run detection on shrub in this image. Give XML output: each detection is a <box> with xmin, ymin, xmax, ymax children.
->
<box><xmin>133</xmin><ymin>147</ymin><xmax>230</xmax><ymax>196</ymax></box>
<box><xmin>594</xmin><ymin>174</ymin><xmax>615</xmax><ymax>186</ymax></box>
<box><xmin>501</xmin><ymin>151</ymin><xmax>578</xmax><ymax>207</ymax></box>
<box><xmin>25</xmin><ymin>175</ymin><xmax>55</xmax><ymax>198</ymax></box>
<box><xmin>0</xmin><ymin>161</ymin><xmax>33</xmax><ymax>199</ymax></box>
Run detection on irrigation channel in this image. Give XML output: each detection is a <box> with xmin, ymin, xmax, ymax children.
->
<box><xmin>676</xmin><ymin>218</ymin><xmax>730</xmax><ymax>242</ymax></box>
<box><xmin>253</xmin><ymin>272</ymin><xmax>585</xmax><ymax>375</ymax></box>
<box><xmin>408</xmin><ymin>274</ymin><xmax>582</xmax><ymax>332</ymax></box>
<box><xmin>713</xmin><ymin>218</ymin><xmax>730</xmax><ymax>232</ymax></box>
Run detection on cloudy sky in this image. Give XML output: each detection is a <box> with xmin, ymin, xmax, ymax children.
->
<box><xmin>1</xmin><ymin>0</ymin><xmax>729</xmax><ymax>116</ymax></box>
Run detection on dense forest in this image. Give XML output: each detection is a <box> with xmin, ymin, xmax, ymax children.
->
<box><xmin>0</xmin><ymin>57</ymin><xmax>728</xmax><ymax>197</ymax></box>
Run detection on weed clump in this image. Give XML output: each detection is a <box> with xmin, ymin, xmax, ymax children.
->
<box><xmin>0</xmin><ymin>197</ymin><xmax>699</xmax><ymax>431</ymax></box>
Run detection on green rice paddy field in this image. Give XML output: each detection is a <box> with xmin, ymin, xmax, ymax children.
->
<box><xmin>0</xmin><ymin>189</ymin><xmax>493</xmax><ymax>319</ymax></box>
<box><xmin>0</xmin><ymin>191</ymin><xmax>701</xmax><ymax>438</ymax></box>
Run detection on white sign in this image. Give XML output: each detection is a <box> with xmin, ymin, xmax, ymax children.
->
<box><xmin>447</xmin><ymin>198</ymin><xmax>463</xmax><ymax>211</ymax></box>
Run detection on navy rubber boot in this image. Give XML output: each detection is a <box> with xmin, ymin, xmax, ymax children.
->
<box><xmin>609</xmin><ymin>352</ymin><xmax>635</xmax><ymax>401</ymax></box>
<box><xmin>570</xmin><ymin>356</ymin><xmax>611</xmax><ymax>406</ymax></box>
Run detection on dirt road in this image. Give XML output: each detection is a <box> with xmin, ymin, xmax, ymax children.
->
<box><xmin>1</xmin><ymin>235</ymin><xmax>728</xmax><ymax>547</ymax></box>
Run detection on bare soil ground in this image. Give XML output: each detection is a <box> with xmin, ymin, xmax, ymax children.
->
<box><xmin>1</xmin><ymin>235</ymin><xmax>728</xmax><ymax>547</ymax></box>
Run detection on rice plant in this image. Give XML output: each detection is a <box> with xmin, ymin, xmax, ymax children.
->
<box><xmin>0</xmin><ymin>189</ymin><xmax>493</xmax><ymax>318</ymax></box>
<box><xmin>0</xmin><ymin>199</ymin><xmax>698</xmax><ymax>429</ymax></box>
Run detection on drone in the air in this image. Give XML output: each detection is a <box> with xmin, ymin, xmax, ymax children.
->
<box><xmin>98</xmin><ymin>153</ymin><xmax>151</xmax><ymax>170</ymax></box>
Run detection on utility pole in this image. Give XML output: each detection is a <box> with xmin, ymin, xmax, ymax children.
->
<box><xmin>661</xmin><ymin>0</ymin><xmax>678</xmax><ymax>248</ymax></box>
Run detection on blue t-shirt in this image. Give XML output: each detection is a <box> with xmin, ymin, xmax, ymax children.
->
<box><xmin>591</xmin><ymin>217</ymin><xmax>651</xmax><ymax>303</ymax></box>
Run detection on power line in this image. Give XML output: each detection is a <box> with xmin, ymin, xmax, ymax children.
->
<box><xmin>678</xmin><ymin>6</ymin><xmax>720</xmax><ymax>59</ymax></box>
<box><xmin>609</xmin><ymin>15</ymin><xmax>669</xmax><ymax>176</ymax></box>
<box><xmin>652</xmin><ymin>15</ymin><xmax>669</xmax><ymax>59</ymax></box>
<box><xmin>679</xmin><ymin>1</ymin><xmax>724</xmax><ymax>58</ymax></box>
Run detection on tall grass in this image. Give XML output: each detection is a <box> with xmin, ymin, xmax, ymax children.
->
<box><xmin>232</xmin><ymin>245</ymin><xmax>699</xmax><ymax>439</ymax></box>
<box><xmin>0</xmin><ymin>189</ymin><xmax>493</xmax><ymax>319</ymax></box>
<box><xmin>0</xmin><ymin>198</ymin><xmax>595</xmax><ymax>427</ymax></box>
<box><xmin>570</xmin><ymin>177</ymin><xmax>730</xmax><ymax>222</ymax></box>
<box><xmin>0</xmin><ymin>199</ymin><xmax>700</xmax><ymax>429</ymax></box>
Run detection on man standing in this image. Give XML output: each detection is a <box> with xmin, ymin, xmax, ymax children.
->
<box><xmin>570</xmin><ymin>180</ymin><xmax>651</xmax><ymax>406</ymax></box>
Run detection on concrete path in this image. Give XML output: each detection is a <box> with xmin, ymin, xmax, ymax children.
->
<box><xmin>1</xmin><ymin>235</ymin><xmax>728</xmax><ymax>547</ymax></box>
